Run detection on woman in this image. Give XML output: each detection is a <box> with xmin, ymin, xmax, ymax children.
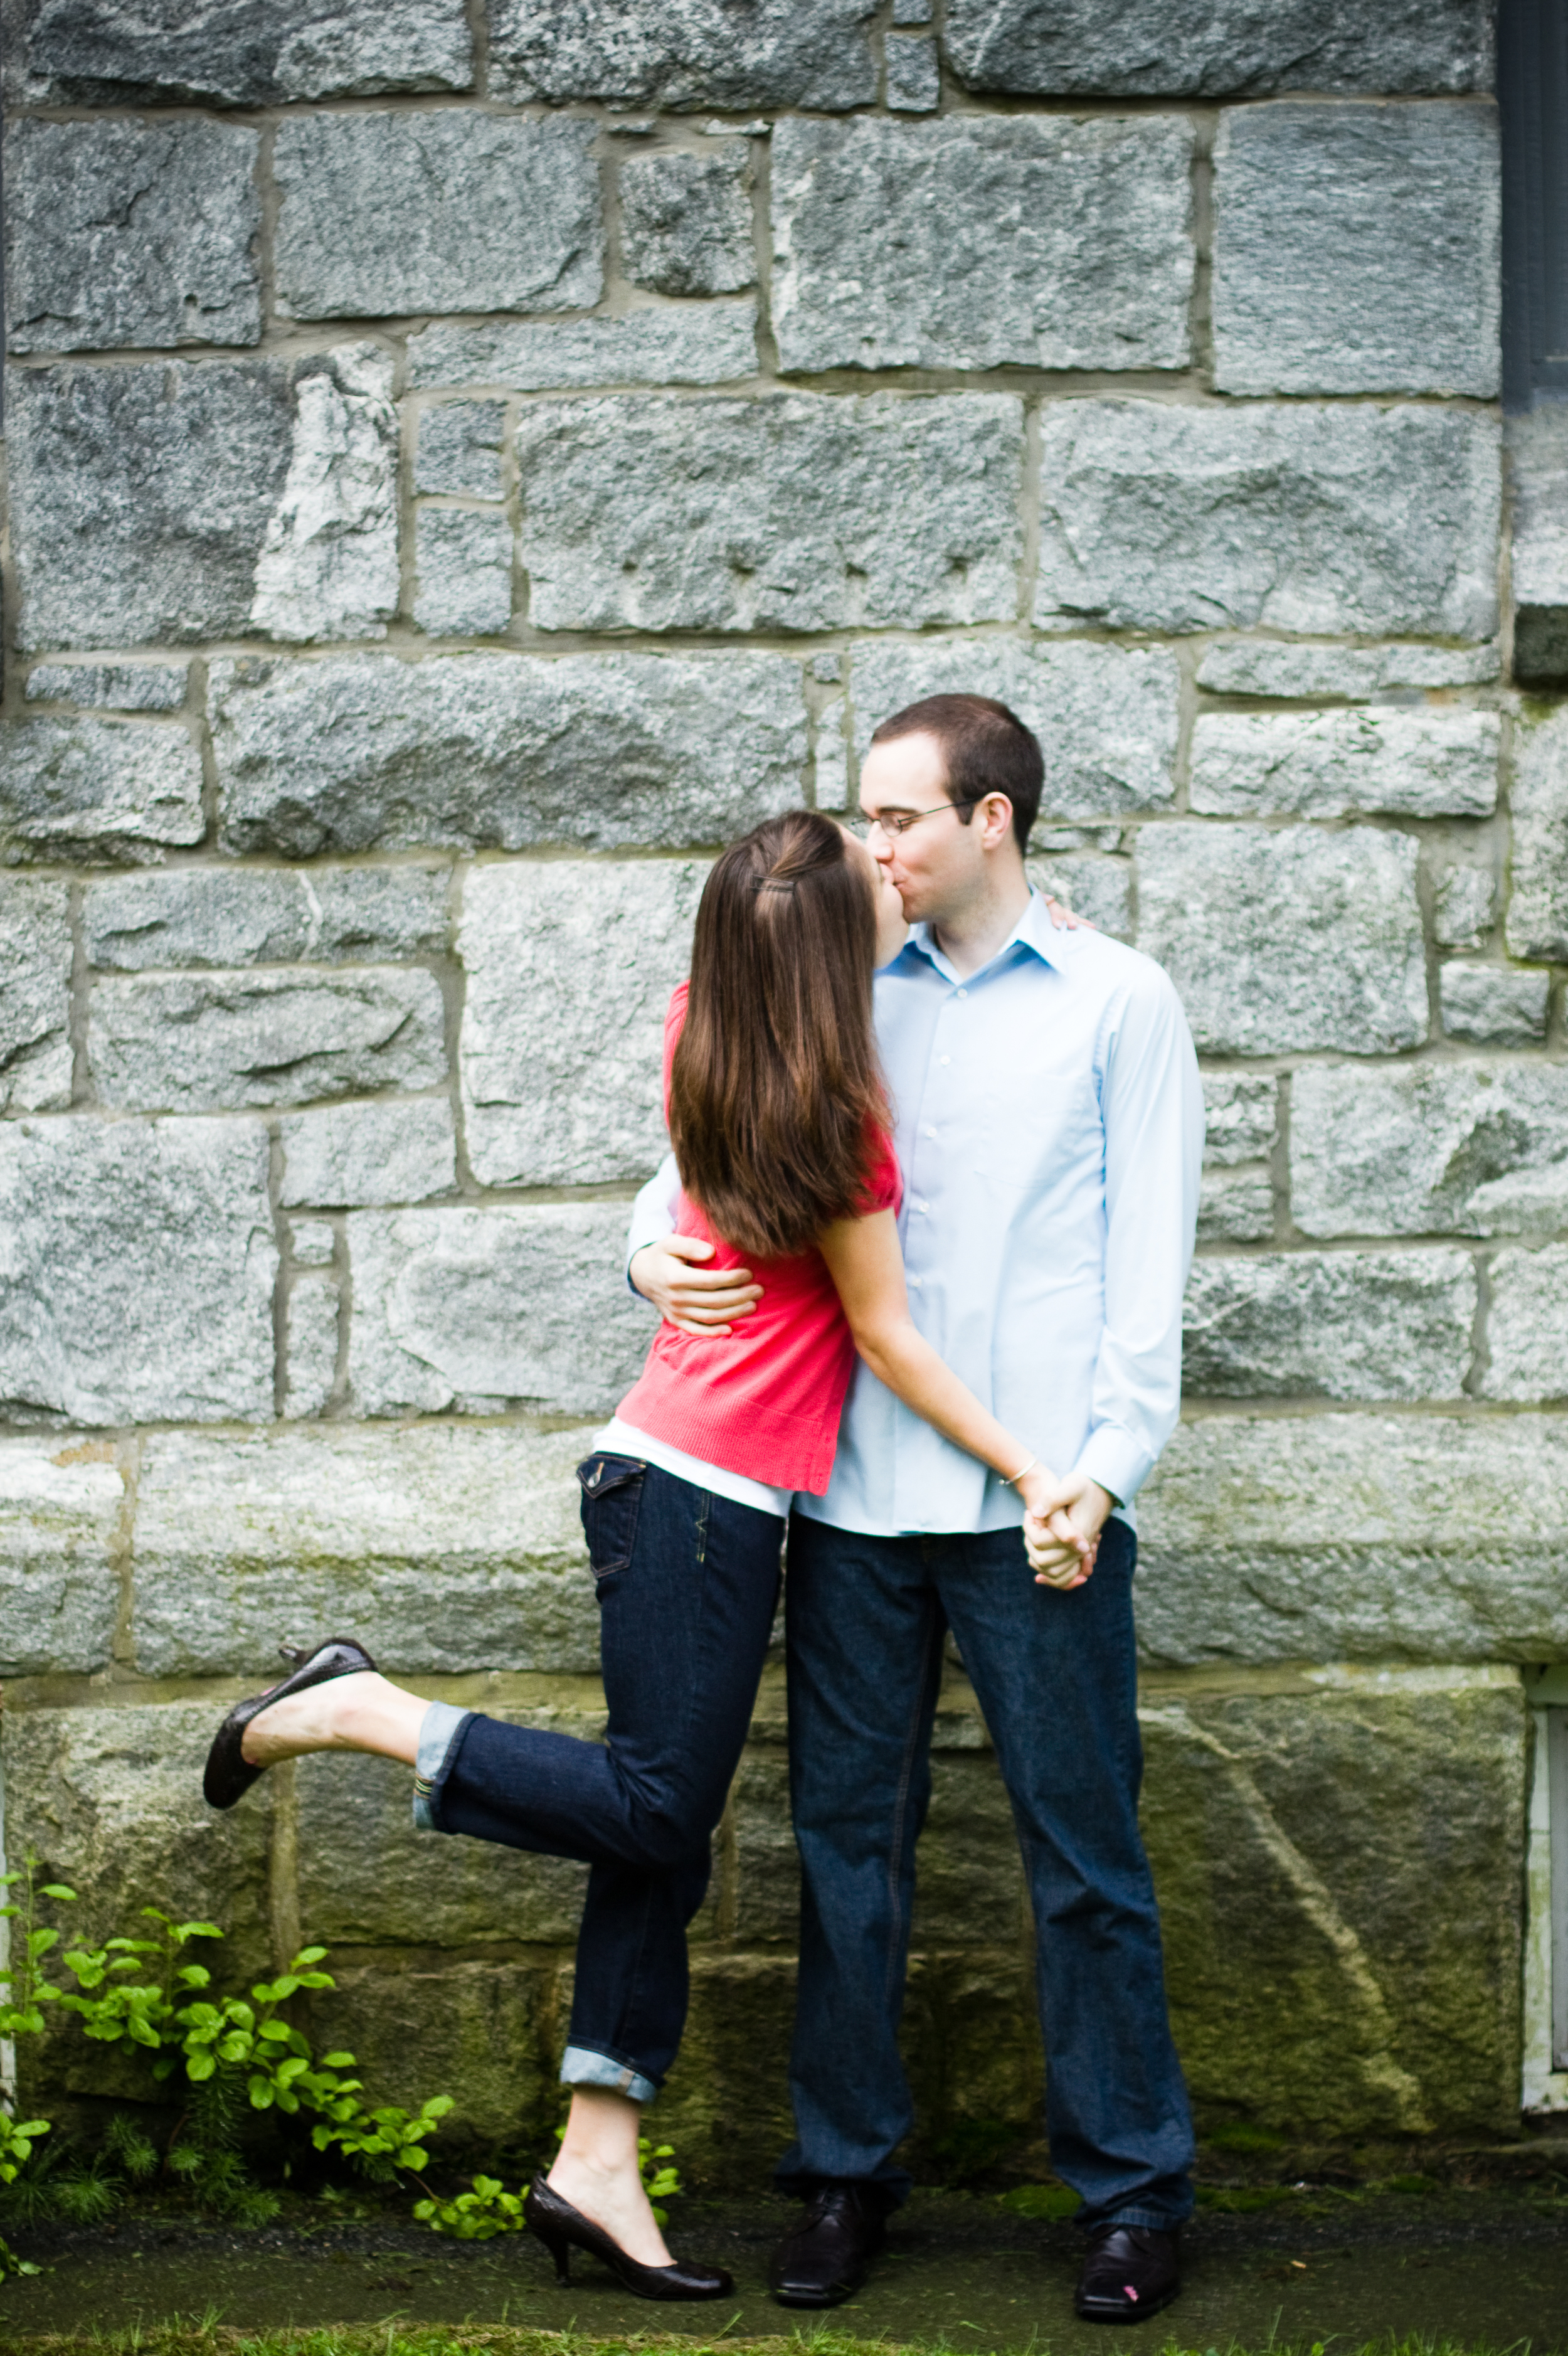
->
<box><xmin>203</xmin><ymin>811</ymin><xmax>1091</xmax><ymax>2299</ymax></box>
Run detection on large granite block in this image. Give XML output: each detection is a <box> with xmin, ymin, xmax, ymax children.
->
<box><xmin>406</xmin><ymin>304</ymin><xmax>760</xmax><ymax>391</ymax></box>
<box><xmin>1291</xmin><ymin>1063</ymin><xmax>1568</xmax><ymax>1239</ymax></box>
<box><xmin>486</xmin><ymin>0</ymin><xmax>877</xmax><ymax>107</ymax></box>
<box><xmin>7</xmin><ymin>0</ymin><xmax>472</xmax><ymax>105</ymax></box>
<box><xmin>1212</xmin><ymin>102</ymin><xmax>1500</xmax><ymax>397</ymax></box>
<box><xmin>347</xmin><ymin>1205</ymin><xmax>657</xmax><ymax>1418</ymax></box>
<box><xmin>278</xmin><ymin>1098</ymin><xmax>457</xmax><ymax>1208</ymax></box>
<box><xmin>1508</xmin><ymin>410</ymin><xmax>1568</xmax><ymax>686</ymax></box>
<box><xmin>1439</xmin><ymin>963</ymin><xmax>1550</xmax><ymax>1045</ymax></box>
<box><xmin>0</xmin><ymin>880</ymin><xmax>73</xmax><ymax>1112</ymax></box>
<box><xmin>0</xmin><ymin>1438</ymin><xmax>124</xmax><ymax>1677</ymax></box>
<box><xmin>87</xmin><ymin>966</ymin><xmax>447</xmax><ymax>1113</ymax></box>
<box><xmin>0</xmin><ymin>1113</ymin><xmax>275</xmax><ymax>1425</ymax></box>
<box><xmin>1034</xmin><ymin>401</ymin><xmax>1500</xmax><ymax>640</ymax></box>
<box><xmin>129</xmin><ymin>1423</ymin><xmax>599</xmax><ymax>1677</ymax></box>
<box><xmin>274</xmin><ymin>114</ymin><xmax>600</xmax><ymax>321</ymax></box>
<box><xmin>212</xmin><ymin>654</ymin><xmax>803</xmax><ymax>857</ymax></box>
<box><xmin>1136</xmin><ymin>1412</ymin><xmax>1568</xmax><ymax>1664</ymax></box>
<box><xmin>1024</xmin><ymin>850</ymin><xmax>1131</xmax><ymax>939</ymax></box>
<box><xmin>847</xmin><ymin>637</ymin><xmax>1177</xmax><ymax>820</ymax></box>
<box><xmin>1507</xmin><ymin>703</ymin><xmax>1568</xmax><ymax>963</ymax></box>
<box><xmin>1483</xmin><ymin>1245</ymin><xmax>1568</xmax><ymax>1402</ymax></box>
<box><xmin>943</xmin><ymin>0</ymin><xmax>1492</xmax><ymax>97</ymax></box>
<box><xmin>306</xmin><ymin>1956</ymin><xmax>558</xmax><ymax>2150</ymax></box>
<box><xmin>413</xmin><ymin>509</ymin><xmax>514</xmax><ymax>639</ymax></box>
<box><xmin>0</xmin><ymin>718</ymin><xmax>204</xmax><ymax>866</ymax></box>
<box><xmin>460</xmin><ymin>860</ymin><xmax>705</xmax><ymax>1188</ymax></box>
<box><xmin>1182</xmin><ymin>1247</ymin><xmax>1475</xmax><ymax>1401</ymax></box>
<box><xmin>771</xmin><ymin>116</ymin><xmax>1193</xmax><ymax>374</ymax></box>
<box><xmin>621</xmin><ymin>146</ymin><xmax>755</xmax><ymax>297</ymax></box>
<box><xmin>1142</xmin><ymin>1676</ymin><xmax>1524</xmax><ymax>2135</ymax></box>
<box><xmin>1190</xmin><ymin>709</ymin><xmax>1498</xmax><ymax>819</ymax></box>
<box><xmin>7</xmin><ymin>348</ymin><xmax>397</xmax><ymax>650</ymax></box>
<box><xmin>1138</xmin><ymin>824</ymin><xmax>1427</xmax><ymax>1056</ymax></box>
<box><xmin>3</xmin><ymin>118</ymin><xmax>261</xmax><ymax>353</ymax></box>
<box><xmin>85</xmin><ymin>866</ymin><xmax>450</xmax><ymax>970</ymax></box>
<box><xmin>516</xmin><ymin>393</ymin><xmax>1022</xmax><ymax>634</ymax></box>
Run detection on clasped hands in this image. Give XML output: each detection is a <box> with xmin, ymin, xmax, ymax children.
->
<box><xmin>1014</xmin><ymin>1466</ymin><xmax>1113</xmax><ymax>1591</ymax></box>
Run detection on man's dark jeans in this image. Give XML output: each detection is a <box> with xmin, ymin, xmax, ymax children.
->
<box><xmin>776</xmin><ymin>1512</ymin><xmax>1194</xmax><ymax>2231</ymax></box>
<box><xmin>426</xmin><ymin>1458</ymin><xmax>782</xmax><ymax>2099</ymax></box>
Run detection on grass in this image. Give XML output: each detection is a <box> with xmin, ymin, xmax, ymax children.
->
<box><xmin>0</xmin><ymin>2328</ymin><xmax>1551</xmax><ymax>2356</ymax></box>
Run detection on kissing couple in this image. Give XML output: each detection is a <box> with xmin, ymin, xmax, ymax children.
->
<box><xmin>204</xmin><ymin>691</ymin><xmax>1204</xmax><ymax>2327</ymax></box>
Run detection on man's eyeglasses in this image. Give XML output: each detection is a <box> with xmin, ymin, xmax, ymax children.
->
<box><xmin>859</xmin><ymin>797</ymin><xmax>983</xmax><ymax>842</ymax></box>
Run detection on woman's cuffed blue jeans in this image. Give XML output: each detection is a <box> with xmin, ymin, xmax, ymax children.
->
<box><xmin>776</xmin><ymin>1512</ymin><xmax>1195</xmax><ymax>2231</ymax></box>
<box><xmin>416</xmin><ymin>1456</ymin><xmax>783</xmax><ymax>2102</ymax></box>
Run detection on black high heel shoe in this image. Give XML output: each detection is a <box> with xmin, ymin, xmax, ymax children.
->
<box><xmin>202</xmin><ymin>1637</ymin><xmax>379</xmax><ymax>1810</ymax></box>
<box><xmin>523</xmin><ymin>2173</ymin><xmax>733</xmax><ymax>2301</ymax></box>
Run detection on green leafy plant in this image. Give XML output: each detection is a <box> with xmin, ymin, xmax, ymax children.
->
<box><xmin>417</xmin><ymin>2131</ymin><xmax>684</xmax><ymax>2243</ymax></box>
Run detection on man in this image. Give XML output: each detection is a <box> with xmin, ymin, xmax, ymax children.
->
<box><xmin>627</xmin><ymin>694</ymin><xmax>1202</xmax><ymax>2325</ymax></box>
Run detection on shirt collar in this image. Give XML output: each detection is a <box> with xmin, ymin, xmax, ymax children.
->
<box><xmin>895</xmin><ymin>889</ymin><xmax>1063</xmax><ymax>985</ymax></box>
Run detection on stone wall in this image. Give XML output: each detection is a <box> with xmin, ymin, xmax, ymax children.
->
<box><xmin>1</xmin><ymin>0</ymin><xmax>1557</xmax><ymax>2172</ymax></box>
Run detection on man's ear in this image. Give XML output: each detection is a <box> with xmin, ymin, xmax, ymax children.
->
<box><xmin>978</xmin><ymin>792</ymin><xmax>1015</xmax><ymax>851</ymax></box>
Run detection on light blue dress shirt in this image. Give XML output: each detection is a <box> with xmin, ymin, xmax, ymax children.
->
<box><xmin>626</xmin><ymin>891</ymin><xmax>1203</xmax><ymax>1538</ymax></box>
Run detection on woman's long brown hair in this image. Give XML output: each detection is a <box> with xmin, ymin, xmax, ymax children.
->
<box><xmin>669</xmin><ymin>810</ymin><xmax>890</xmax><ymax>1261</ymax></box>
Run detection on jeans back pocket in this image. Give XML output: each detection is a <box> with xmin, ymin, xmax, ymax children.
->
<box><xmin>577</xmin><ymin>1453</ymin><xmax>647</xmax><ymax>1581</ymax></box>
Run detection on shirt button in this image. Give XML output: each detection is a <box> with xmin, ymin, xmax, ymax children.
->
<box><xmin>923</xmin><ymin>1125</ymin><xmax>936</xmax><ymax>1138</ymax></box>
<box><xmin>940</xmin><ymin>1055</ymin><xmax>951</xmax><ymax>1066</ymax></box>
<box><xmin>909</xmin><ymin>1275</ymin><xmax>922</xmax><ymax>1288</ymax></box>
<box><xmin>913</xmin><ymin>1198</ymin><xmax>926</xmax><ymax>1212</ymax></box>
<box><xmin>956</xmin><ymin>988</ymin><xmax>968</xmax><ymax>1000</ymax></box>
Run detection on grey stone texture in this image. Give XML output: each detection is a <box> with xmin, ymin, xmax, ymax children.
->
<box><xmin>942</xmin><ymin>0</ymin><xmax>1493</xmax><ymax>97</ymax></box>
<box><xmin>128</xmin><ymin>1423</ymin><xmax>598</xmax><ymax>1678</ymax></box>
<box><xmin>6</xmin><ymin>350</ymin><xmax>400</xmax><ymax>652</ymax></box>
<box><xmin>1507</xmin><ymin>703</ymin><xmax>1568</xmax><ymax>963</ymax></box>
<box><xmin>278</xmin><ymin>1098</ymin><xmax>456</xmax><ymax>1208</ymax></box>
<box><xmin>1433</xmin><ymin>861</ymin><xmax>1496</xmax><ymax>950</ymax></box>
<box><xmin>6</xmin><ymin>0</ymin><xmax>474</xmax><ymax>107</ymax></box>
<box><xmin>1024</xmin><ymin>852</ymin><xmax>1131</xmax><ymax>939</ymax></box>
<box><xmin>1196</xmin><ymin>640</ymin><xmax>1502</xmax><ymax>697</ymax></box>
<box><xmin>283</xmin><ymin>1275</ymin><xmax>339</xmax><ymax>1419</ymax></box>
<box><xmin>621</xmin><ymin>147</ymin><xmax>755</xmax><ymax>297</ymax></box>
<box><xmin>0</xmin><ymin>883</ymin><xmax>73</xmax><ymax>1114</ymax></box>
<box><xmin>771</xmin><ymin>116</ymin><xmax>1192</xmax><ymax>374</ymax></box>
<box><xmin>1482</xmin><ymin>1246</ymin><xmax>1568</xmax><ymax>1403</ymax></box>
<box><xmin>1291</xmin><ymin>1064</ymin><xmax>1568</xmax><ymax>1239</ymax></box>
<box><xmin>1197</xmin><ymin>1168</ymin><xmax>1274</xmax><ymax>1243</ymax></box>
<box><xmin>849</xmin><ymin>638</ymin><xmax>1179</xmax><ymax>819</ymax></box>
<box><xmin>273</xmin><ymin>114</ymin><xmax>601</xmax><ymax>322</ymax></box>
<box><xmin>85</xmin><ymin>866</ymin><xmax>450</xmax><ymax>972</ymax></box>
<box><xmin>1507</xmin><ymin>408</ymin><xmax>1568</xmax><ymax>685</ymax></box>
<box><xmin>1182</xmin><ymin>1247</ymin><xmax>1476</xmax><ymax>1401</ymax></box>
<box><xmin>413</xmin><ymin>509</ymin><xmax>514</xmax><ymax>639</ymax></box>
<box><xmin>0</xmin><ymin>1438</ymin><xmax>124</xmax><ymax>1678</ymax></box>
<box><xmin>347</xmin><ymin>1204</ymin><xmax>657</xmax><ymax>1418</ymax></box>
<box><xmin>406</xmin><ymin>303</ymin><xmax>760</xmax><ymax>391</ymax></box>
<box><xmin>248</xmin><ymin>344</ymin><xmax>400</xmax><ymax>645</ymax></box>
<box><xmin>1137</xmin><ymin>824</ymin><xmax>1427</xmax><ymax>1056</ymax></box>
<box><xmin>3</xmin><ymin>117</ymin><xmax>261</xmax><ymax>353</ymax></box>
<box><xmin>88</xmin><ymin>966</ymin><xmax>447</xmax><ymax>1113</ymax></box>
<box><xmin>885</xmin><ymin>34</ymin><xmax>940</xmax><ymax>110</ymax></box>
<box><xmin>1033</xmin><ymin>401</ymin><xmax>1500</xmax><ymax>640</ymax></box>
<box><xmin>0</xmin><ymin>718</ymin><xmax>204</xmax><ymax>866</ymax></box>
<box><xmin>486</xmin><ymin>0</ymin><xmax>877</xmax><ymax>109</ymax></box>
<box><xmin>290</xmin><ymin>1220</ymin><xmax>337</xmax><ymax>1267</ymax></box>
<box><xmin>1136</xmin><ymin>1414</ymin><xmax>1568</xmax><ymax>1666</ymax></box>
<box><xmin>516</xmin><ymin>393</ymin><xmax>1022</xmax><ymax>634</ymax></box>
<box><xmin>415</xmin><ymin>404</ymin><xmax>507</xmax><ymax>501</ymax></box>
<box><xmin>210</xmin><ymin>652</ymin><xmax>806</xmax><ymax>856</ymax></box>
<box><xmin>460</xmin><ymin>859</ymin><xmax>706</xmax><ymax>1188</ymax></box>
<box><xmin>1202</xmin><ymin>1073</ymin><xmax>1279</xmax><ymax>1167</ymax></box>
<box><xmin>0</xmin><ymin>1115</ymin><xmax>275</xmax><ymax>1426</ymax></box>
<box><xmin>1211</xmin><ymin>102</ymin><xmax>1500</xmax><ymax>398</ymax></box>
<box><xmin>1439</xmin><ymin>963</ymin><xmax>1550</xmax><ymax>1046</ymax></box>
<box><xmin>1189</xmin><ymin>709</ymin><xmax>1499</xmax><ymax>820</ymax></box>
<box><xmin>26</xmin><ymin>664</ymin><xmax>189</xmax><ymax>713</ymax></box>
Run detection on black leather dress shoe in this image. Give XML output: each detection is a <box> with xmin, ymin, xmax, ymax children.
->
<box><xmin>1074</xmin><ymin>2224</ymin><xmax>1181</xmax><ymax>2323</ymax></box>
<box><xmin>523</xmin><ymin>2173</ymin><xmax>733</xmax><ymax>2300</ymax></box>
<box><xmin>203</xmin><ymin>1638</ymin><xmax>378</xmax><ymax>1810</ymax></box>
<box><xmin>769</xmin><ymin>2182</ymin><xmax>893</xmax><ymax>2308</ymax></box>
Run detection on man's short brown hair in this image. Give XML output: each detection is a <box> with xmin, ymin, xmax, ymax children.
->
<box><xmin>868</xmin><ymin>693</ymin><xmax>1044</xmax><ymax>852</ymax></box>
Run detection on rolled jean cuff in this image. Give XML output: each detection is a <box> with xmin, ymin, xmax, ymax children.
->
<box><xmin>411</xmin><ymin>1700</ymin><xmax>473</xmax><ymax>1832</ymax></box>
<box><xmin>1104</xmin><ymin>2204</ymin><xmax>1192</xmax><ymax>2231</ymax></box>
<box><xmin>559</xmin><ymin>2043</ymin><xmax>659</xmax><ymax>2107</ymax></box>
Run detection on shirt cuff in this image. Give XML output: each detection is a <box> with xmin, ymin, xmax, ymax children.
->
<box><xmin>1076</xmin><ymin>1423</ymin><xmax>1152</xmax><ymax>1511</ymax></box>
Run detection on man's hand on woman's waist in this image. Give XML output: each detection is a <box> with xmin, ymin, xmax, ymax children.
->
<box><xmin>630</xmin><ymin>1235</ymin><xmax>763</xmax><ymax>1336</ymax></box>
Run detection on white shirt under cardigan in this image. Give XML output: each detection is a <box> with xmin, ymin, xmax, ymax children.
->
<box><xmin>625</xmin><ymin>890</ymin><xmax>1203</xmax><ymax>1537</ymax></box>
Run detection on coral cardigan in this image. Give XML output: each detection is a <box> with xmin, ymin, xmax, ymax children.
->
<box><xmin>616</xmin><ymin>984</ymin><xmax>902</xmax><ymax>1495</ymax></box>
